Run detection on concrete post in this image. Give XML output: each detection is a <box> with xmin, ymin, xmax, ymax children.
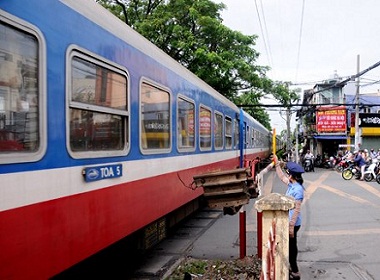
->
<box><xmin>255</xmin><ymin>193</ymin><xmax>295</xmax><ymax>280</ymax></box>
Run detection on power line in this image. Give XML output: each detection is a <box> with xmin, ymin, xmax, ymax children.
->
<box><xmin>254</xmin><ymin>0</ymin><xmax>272</xmax><ymax>68</ymax></box>
<box><xmin>259</xmin><ymin>0</ymin><xmax>273</xmax><ymax>68</ymax></box>
<box><xmin>310</xmin><ymin>60</ymin><xmax>380</xmax><ymax>96</ymax></box>
<box><xmin>238</xmin><ymin>103</ymin><xmax>380</xmax><ymax>108</ymax></box>
<box><xmin>295</xmin><ymin>0</ymin><xmax>305</xmax><ymax>82</ymax></box>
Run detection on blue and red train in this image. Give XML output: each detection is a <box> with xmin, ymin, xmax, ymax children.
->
<box><xmin>0</xmin><ymin>0</ymin><xmax>279</xmax><ymax>278</ymax></box>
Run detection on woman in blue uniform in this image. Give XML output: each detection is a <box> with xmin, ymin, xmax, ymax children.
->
<box><xmin>265</xmin><ymin>155</ymin><xmax>304</xmax><ymax>280</ymax></box>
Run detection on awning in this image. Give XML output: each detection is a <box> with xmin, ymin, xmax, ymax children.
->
<box><xmin>313</xmin><ymin>135</ymin><xmax>348</xmax><ymax>140</ymax></box>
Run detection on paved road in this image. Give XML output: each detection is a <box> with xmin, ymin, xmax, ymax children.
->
<box><xmin>134</xmin><ymin>168</ymin><xmax>380</xmax><ymax>279</ymax></box>
<box><xmin>287</xmin><ymin>168</ymin><xmax>380</xmax><ymax>279</ymax></box>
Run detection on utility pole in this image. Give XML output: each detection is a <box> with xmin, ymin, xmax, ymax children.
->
<box><xmin>286</xmin><ymin>106</ymin><xmax>291</xmax><ymax>160</ymax></box>
<box><xmin>295</xmin><ymin>122</ymin><xmax>299</xmax><ymax>163</ymax></box>
<box><xmin>354</xmin><ymin>55</ymin><xmax>361</xmax><ymax>150</ymax></box>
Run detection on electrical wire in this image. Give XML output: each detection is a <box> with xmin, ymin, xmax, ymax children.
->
<box><xmin>295</xmin><ymin>0</ymin><xmax>305</xmax><ymax>82</ymax></box>
<box><xmin>258</xmin><ymin>0</ymin><xmax>274</xmax><ymax>68</ymax></box>
<box><xmin>254</xmin><ymin>0</ymin><xmax>272</xmax><ymax>68</ymax></box>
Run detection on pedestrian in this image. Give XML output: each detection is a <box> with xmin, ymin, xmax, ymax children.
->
<box><xmin>268</xmin><ymin>155</ymin><xmax>305</xmax><ymax>279</ymax></box>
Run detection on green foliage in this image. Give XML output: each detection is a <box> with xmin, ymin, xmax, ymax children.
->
<box><xmin>271</xmin><ymin>81</ymin><xmax>301</xmax><ymax>107</ymax></box>
<box><xmin>235</xmin><ymin>90</ymin><xmax>271</xmax><ymax>130</ymax></box>
<box><xmin>96</xmin><ymin>0</ymin><xmax>299</xmax><ymax>129</ymax></box>
<box><xmin>168</xmin><ymin>259</ymin><xmax>208</xmax><ymax>279</ymax></box>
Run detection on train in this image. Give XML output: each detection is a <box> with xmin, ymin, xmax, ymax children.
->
<box><xmin>0</xmin><ymin>0</ymin><xmax>279</xmax><ymax>278</ymax></box>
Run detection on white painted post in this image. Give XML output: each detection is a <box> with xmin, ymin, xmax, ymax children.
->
<box><xmin>255</xmin><ymin>193</ymin><xmax>295</xmax><ymax>280</ymax></box>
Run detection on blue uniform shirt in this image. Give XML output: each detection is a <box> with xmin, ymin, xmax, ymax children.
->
<box><xmin>286</xmin><ymin>181</ymin><xmax>304</xmax><ymax>226</ymax></box>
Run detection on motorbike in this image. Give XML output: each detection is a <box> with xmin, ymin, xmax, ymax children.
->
<box><xmin>376</xmin><ymin>173</ymin><xmax>380</xmax><ymax>184</ymax></box>
<box><xmin>335</xmin><ymin>159</ymin><xmax>349</xmax><ymax>172</ymax></box>
<box><xmin>315</xmin><ymin>154</ymin><xmax>323</xmax><ymax>167</ymax></box>
<box><xmin>303</xmin><ymin>158</ymin><xmax>313</xmax><ymax>172</ymax></box>
<box><xmin>322</xmin><ymin>156</ymin><xmax>334</xmax><ymax>169</ymax></box>
<box><xmin>363</xmin><ymin>158</ymin><xmax>380</xmax><ymax>182</ymax></box>
<box><xmin>341</xmin><ymin>161</ymin><xmax>361</xmax><ymax>180</ymax></box>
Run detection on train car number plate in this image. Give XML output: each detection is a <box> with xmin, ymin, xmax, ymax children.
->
<box><xmin>83</xmin><ymin>164</ymin><xmax>122</xmax><ymax>182</ymax></box>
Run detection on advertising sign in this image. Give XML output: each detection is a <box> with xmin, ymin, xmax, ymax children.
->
<box><xmin>359</xmin><ymin>113</ymin><xmax>380</xmax><ymax>127</ymax></box>
<box><xmin>316</xmin><ymin>106</ymin><xmax>346</xmax><ymax>133</ymax></box>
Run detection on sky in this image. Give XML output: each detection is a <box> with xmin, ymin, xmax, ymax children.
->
<box><xmin>214</xmin><ymin>0</ymin><xmax>380</xmax><ymax>131</ymax></box>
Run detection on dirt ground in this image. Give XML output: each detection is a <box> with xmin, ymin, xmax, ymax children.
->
<box><xmin>165</xmin><ymin>255</ymin><xmax>262</xmax><ymax>280</ymax></box>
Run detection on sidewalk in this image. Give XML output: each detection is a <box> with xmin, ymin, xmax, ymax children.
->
<box><xmin>134</xmin><ymin>169</ymin><xmax>375</xmax><ymax>279</ymax></box>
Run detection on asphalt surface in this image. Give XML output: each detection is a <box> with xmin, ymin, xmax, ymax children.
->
<box><xmin>132</xmin><ymin>167</ymin><xmax>380</xmax><ymax>279</ymax></box>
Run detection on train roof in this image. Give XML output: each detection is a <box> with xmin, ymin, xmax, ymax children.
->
<box><xmin>241</xmin><ymin>110</ymin><xmax>269</xmax><ymax>132</ymax></box>
<box><xmin>61</xmin><ymin>0</ymin><xmax>239</xmax><ymax>111</ymax></box>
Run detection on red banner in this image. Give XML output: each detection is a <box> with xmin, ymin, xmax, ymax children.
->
<box><xmin>316</xmin><ymin>106</ymin><xmax>346</xmax><ymax>133</ymax></box>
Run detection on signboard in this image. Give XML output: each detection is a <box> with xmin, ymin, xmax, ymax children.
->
<box><xmin>83</xmin><ymin>164</ymin><xmax>122</xmax><ymax>182</ymax></box>
<box><xmin>316</xmin><ymin>107</ymin><xmax>346</xmax><ymax>133</ymax></box>
<box><xmin>359</xmin><ymin>113</ymin><xmax>380</xmax><ymax>127</ymax></box>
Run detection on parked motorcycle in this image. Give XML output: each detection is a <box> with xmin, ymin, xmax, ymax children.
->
<box><xmin>315</xmin><ymin>154</ymin><xmax>323</xmax><ymax>167</ymax></box>
<box><xmin>322</xmin><ymin>156</ymin><xmax>334</xmax><ymax>169</ymax></box>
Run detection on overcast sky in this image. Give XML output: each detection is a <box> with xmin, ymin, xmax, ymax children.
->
<box><xmin>214</xmin><ymin>0</ymin><xmax>380</xmax><ymax>130</ymax></box>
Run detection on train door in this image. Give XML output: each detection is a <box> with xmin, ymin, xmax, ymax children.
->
<box><xmin>238</xmin><ymin>108</ymin><xmax>246</xmax><ymax>168</ymax></box>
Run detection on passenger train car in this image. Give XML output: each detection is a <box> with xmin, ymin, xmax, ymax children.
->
<box><xmin>0</xmin><ymin>0</ymin><xmax>272</xmax><ymax>278</ymax></box>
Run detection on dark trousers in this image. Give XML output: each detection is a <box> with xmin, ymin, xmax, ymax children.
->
<box><xmin>289</xmin><ymin>225</ymin><xmax>301</xmax><ymax>273</ymax></box>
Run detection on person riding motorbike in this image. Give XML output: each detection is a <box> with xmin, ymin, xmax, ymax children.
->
<box><xmin>303</xmin><ymin>150</ymin><xmax>314</xmax><ymax>172</ymax></box>
<box><xmin>353</xmin><ymin>150</ymin><xmax>366</xmax><ymax>180</ymax></box>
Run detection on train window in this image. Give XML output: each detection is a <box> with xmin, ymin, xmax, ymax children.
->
<box><xmin>199</xmin><ymin>105</ymin><xmax>211</xmax><ymax>150</ymax></box>
<box><xmin>0</xmin><ymin>17</ymin><xmax>46</xmax><ymax>164</ymax></box>
<box><xmin>177</xmin><ymin>96</ymin><xmax>195</xmax><ymax>151</ymax></box>
<box><xmin>246</xmin><ymin>125</ymin><xmax>251</xmax><ymax>148</ymax></box>
<box><xmin>140</xmin><ymin>81</ymin><xmax>171</xmax><ymax>153</ymax></box>
<box><xmin>68</xmin><ymin>51</ymin><xmax>129</xmax><ymax>157</ymax></box>
<box><xmin>225</xmin><ymin>116</ymin><xmax>232</xmax><ymax>149</ymax></box>
<box><xmin>234</xmin><ymin>119</ymin><xmax>239</xmax><ymax>149</ymax></box>
<box><xmin>214</xmin><ymin>112</ymin><xmax>223</xmax><ymax>149</ymax></box>
<box><xmin>251</xmin><ymin>127</ymin><xmax>255</xmax><ymax>147</ymax></box>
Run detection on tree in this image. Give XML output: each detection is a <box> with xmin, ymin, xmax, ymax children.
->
<box><xmin>235</xmin><ymin>90</ymin><xmax>271</xmax><ymax>130</ymax></box>
<box><xmin>271</xmin><ymin>81</ymin><xmax>300</xmax><ymax>107</ymax></box>
<box><xmin>97</xmin><ymin>2</ymin><xmax>270</xmax><ymax>97</ymax></box>
<box><xmin>270</xmin><ymin>81</ymin><xmax>301</xmax><ymax>151</ymax></box>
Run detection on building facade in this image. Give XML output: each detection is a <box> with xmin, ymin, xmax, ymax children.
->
<box><xmin>299</xmin><ymin>78</ymin><xmax>380</xmax><ymax>158</ymax></box>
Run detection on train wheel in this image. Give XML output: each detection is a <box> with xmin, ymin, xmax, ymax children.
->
<box><xmin>342</xmin><ymin>169</ymin><xmax>353</xmax><ymax>180</ymax></box>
